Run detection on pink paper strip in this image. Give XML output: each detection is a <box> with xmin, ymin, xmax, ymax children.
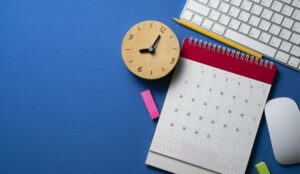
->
<box><xmin>141</xmin><ymin>90</ymin><xmax>160</xmax><ymax>119</ymax></box>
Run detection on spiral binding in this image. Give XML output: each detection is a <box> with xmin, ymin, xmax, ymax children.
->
<box><xmin>188</xmin><ymin>37</ymin><xmax>273</xmax><ymax>69</ymax></box>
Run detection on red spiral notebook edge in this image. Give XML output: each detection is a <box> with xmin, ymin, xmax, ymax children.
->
<box><xmin>180</xmin><ymin>38</ymin><xmax>277</xmax><ymax>84</ymax></box>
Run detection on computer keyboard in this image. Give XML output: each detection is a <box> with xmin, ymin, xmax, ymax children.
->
<box><xmin>181</xmin><ymin>0</ymin><xmax>300</xmax><ymax>72</ymax></box>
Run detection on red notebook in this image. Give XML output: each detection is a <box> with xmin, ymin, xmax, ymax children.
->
<box><xmin>146</xmin><ymin>38</ymin><xmax>277</xmax><ymax>174</ymax></box>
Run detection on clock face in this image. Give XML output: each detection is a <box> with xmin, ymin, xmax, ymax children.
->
<box><xmin>121</xmin><ymin>20</ymin><xmax>180</xmax><ymax>80</ymax></box>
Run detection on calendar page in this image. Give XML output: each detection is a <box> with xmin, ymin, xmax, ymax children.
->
<box><xmin>150</xmin><ymin>58</ymin><xmax>271</xmax><ymax>174</ymax></box>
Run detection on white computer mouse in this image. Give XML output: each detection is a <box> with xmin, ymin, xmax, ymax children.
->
<box><xmin>264</xmin><ymin>97</ymin><xmax>300</xmax><ymax>165</ymax></box>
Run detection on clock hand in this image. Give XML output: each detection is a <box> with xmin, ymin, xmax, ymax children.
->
<box><xmin>139</xmin><ymin>47</ymin><xmax>154</xmax><ymax>54</ymax></box>
<box><xmin>139</xmin><ymin>36</ymin><xmax>161</xmax><ymax>54</ymax></box>
<box><xmin>151</xmin><ymin>35</ymin><xmax>161</xmax><ymax>49</ymax></box>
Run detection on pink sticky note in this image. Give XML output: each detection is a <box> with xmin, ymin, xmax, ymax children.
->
<box><xmin>141</xmin><ymin>90</ymin><xmax>160</xmax><ymax>119</ymax></box>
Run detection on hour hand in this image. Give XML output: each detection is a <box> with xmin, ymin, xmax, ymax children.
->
<box><xmin>139</xmin><ymin>47</ymin><xmax>154</xmax><ymax>54</ymax></box>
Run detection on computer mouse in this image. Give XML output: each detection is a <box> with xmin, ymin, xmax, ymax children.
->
<box><xmin>264</xmin><ymin>97</ymin><xmax>300</xmax><ymax>165</ymax></box>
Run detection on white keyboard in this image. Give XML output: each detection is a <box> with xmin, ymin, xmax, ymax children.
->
<box><xmin>181</xmin><ymin>0</ymin><xmax>300</xmax><ymax>72</ymax></box>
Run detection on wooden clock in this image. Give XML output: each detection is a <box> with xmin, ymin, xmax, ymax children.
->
<box><xmin>121</xmin><ymin>20</ymin><xmax>180</xmax><ymax>80</ymax></box>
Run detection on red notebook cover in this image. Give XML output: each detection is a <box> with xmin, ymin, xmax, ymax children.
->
<box><xmin>181</xmin><ymin>38</ymin><xmax>277</xmax><ymax>85</ymax></box>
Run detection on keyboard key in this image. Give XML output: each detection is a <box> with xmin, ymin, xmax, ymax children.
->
<box><xmin>241</xmin><ymin>0</ymin><xmax>253</xmax><ymax>11</ymax></box>
<box><xmin>288</xmin><ymin>57</ymin><xmax>300</xmax><ymax>68</ymax></box>
<box><xmin>253</xmin><ymin>0</ymin><xmax>261</xmax><ymax>3</ymax></box>
<box><xmin>261</xmin><ymin>9</ymin><xmax>273</xmax><ymax>20</ymax></box>
<box><xmin>198</xmin><ymin>0</ymin><xmax>209</xmax><ymax>4</ymax></box>
<box><xmin>279</xmin><ymin>41</ymin><xmax>292</xmax><ymax>52</ymax></box>
<box><xmin>270</xmin><ymin>36</ymin><xmax>282</xmax><ymax>47</ymax></box>
<box><xmin>231</xmin><ymin>0</ymin><xmax>242</xmax><ymax>6</ymax></box>
<box><xmin>282</xmin><ymin>5</ymin><xmax>294</xmax><ymax>16</ymax></box>
<box><xmin>229</xmin><ymin>19</ymin><xmax>241</xmax><ymax>29</ymax></box>
<box><xmin>282</xmin><ymin>18</ymin><xmax>294</xmax><ymax>29</ymax></box>
<box><xmin>259</xmin><ymin>20</ymin><xmax>271</xmax><ymax>31</ymax></box>
<box><xmin>182</xmin><ymin>10</ymin><xmax>193</xmax><ymax>20</ymax></box>
<box><xmin>202</xmin><ymin>19</ymin><xmax>213</xmax><ymax>29</ymax></box>
<box><xmin>212</xmin><ymin>23</ymin><xmax>226</xmax><ymax>35</ymax></box>
<box><xmin>219</xmin><ymin>2</ymin><xmax>230</xmax><ymax>13</ymax></box>
<box><xmin>209</xmin><ymin>0</ymin><xmax>220</xmax><ymax>9</ymax></box>
<box><xmin>291</xmin><ymin>45</ymin><xmax>300</xmax><ymax>57</ymax></box>
<box><xmin>225</xmin><ymin>29</ymin><xmax>277</xmax><ymax>57</ymax></box>
<box><xmin>249</xmin><ymin>28</ymin><xmax>261</xmax><ymax>38</ymax></box>
<box><xmin>219</xmin><ymin>14</ymin><xmax>231</xmax><ymax>25</ymax></box>
<box><xmin>259</xmin><ymin>32</ymin><xmax>271</xmax><ymax>43</ymax></box>
<box><xmin>261</xmin><ymin>0</ymin><xmax>273</xmax><ymax>7</ymax></box>
<box><xmin>269</xmin><ymin>24</ymin><xmax>282</xmax><ymax>35</ymax></box>
<box><xmin>279</xmin><ymin>28</ymin><xmax>292</xmax><ymax>40</ymax></box>
<box><xmin>292</xmin><ymin>0</ymin><xmax>300</xmax><ymax>8</ymax></box>
<box><xmin>280</xmin><ymin>0</ymin><xmax>292</xmax><ymax>4</ymax></box>
<box><xmin>292</xmin><ymin>22</ymin><xmax>300</xmax><ymax>33</ymax></box>
<box><xmin>192</xmin><ymin>14</ymin><xmax>204</xmax><ymax>25</ymax></box>
<box><xmin>271</xmin><ymin>1</ymin><xmax>283</xmax><ymax>12</ymax></box>
<box><xmin>271</xmin><ymin>13</ymin><xmax>284</xmax><ymax>24</ymax></box>
<box><xmin>275</xmin><ymin>51</ymin><xmax>290</xmax><ymax>63</ymax></box>
<box><xmin>209</xmin><ymin>10</ymin><xmax>221</xmax><ymax>21</ymax></box>
<box><xmin>292</xmin><ymin>9</ymin><xmax>300</xmax><ymax>20</ymax></box>
<box><xmin>290</xmin><ymin>33</ymin><xmax>300</xmax><ymax>44</ymax></box>
<box><xmin>239</xmin><ymin>23</ymin><xmax>251</xmax><ymax>34</ymax></box>
<box><xmin>249</xmin><ymin>15</ymin><xmax>260</xmax><ymax>27</ymax></box>
<box><xmin>228</xmin><ymin>6</ymin><xmax>240</xmax><ymax>17</ymax></box>
<box><xmin>251</xmin><ymin>4</ymin><xmax>263</xmax><ymax>15</ymax></box>
<box><xmin>187</xmin><ymin>1</ymin><xmax>210</xmax><ymax>16</ymax></box>
<box><xmin>239</xmin><ymin>11</ymin><xmax>250</xmax><ymax>22</ymax></box>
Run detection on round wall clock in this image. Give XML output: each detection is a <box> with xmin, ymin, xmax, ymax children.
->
<box><xmin>121</xmin><ymin>20</ymin><xmax>180</xmax><ymax>80</ymax></box>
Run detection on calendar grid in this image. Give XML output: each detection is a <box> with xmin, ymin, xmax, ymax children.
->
<box><xmin>150</xmin><ymin>58</ymin><xmax>272</xmax><ymax>174</ymax></box>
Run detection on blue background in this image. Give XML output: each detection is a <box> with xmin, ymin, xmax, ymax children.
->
<box><xmin>0</xmin><ymin>0</ymin><xmax>299</xmax><ymax>173</ymax></box>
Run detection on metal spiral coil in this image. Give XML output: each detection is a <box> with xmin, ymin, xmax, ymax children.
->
<box><xmin>188</xmin><ymin>37</ymin><xmax>273</xmax><ymax>69</ymax></box>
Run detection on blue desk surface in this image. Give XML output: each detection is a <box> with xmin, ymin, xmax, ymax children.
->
<box><xmin>1</xmin><ymin>0</ymin><xmax>299</xmax><ymax>173</ymax></box>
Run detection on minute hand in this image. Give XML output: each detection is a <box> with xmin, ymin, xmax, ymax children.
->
<box><xmin>151</xmin><ymin>35</ymin><xmax>161</xmax><ymax>49</ymax></box>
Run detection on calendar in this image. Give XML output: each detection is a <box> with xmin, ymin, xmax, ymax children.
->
<box><xmin>147</xmin><ymin>38</ymin><xmax>277</xmax><ymax>174</ymax></box>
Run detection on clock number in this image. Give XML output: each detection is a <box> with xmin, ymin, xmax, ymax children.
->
<box><xmin>137</xmin><ymin>66</ymin><xmax>143</xmax><ymax>72</ymax></box>
<box><xmin>128</xmin><ymin>34</ymin><xmax>134</xmax><ymax>40</ymax></box>
<box><xmin>160</xmin><ymin>26</ymin><xmax>166</xmax><ymax>33</ymax></box>
<box><xmin>170</xmin><ymin>58</ymin><xmax>175</xmax><ymax>64</ymax></box>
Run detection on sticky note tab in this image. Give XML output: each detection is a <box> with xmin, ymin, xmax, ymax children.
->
<box><xmin>141</xmin><ymin>90</ymin><xmax>160</xmax><ymax>119</ymax></box>
<box><xmin>255</xmin><ymin>162</ymin><xmax>270</xmax><ymax>174</ymax></box>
